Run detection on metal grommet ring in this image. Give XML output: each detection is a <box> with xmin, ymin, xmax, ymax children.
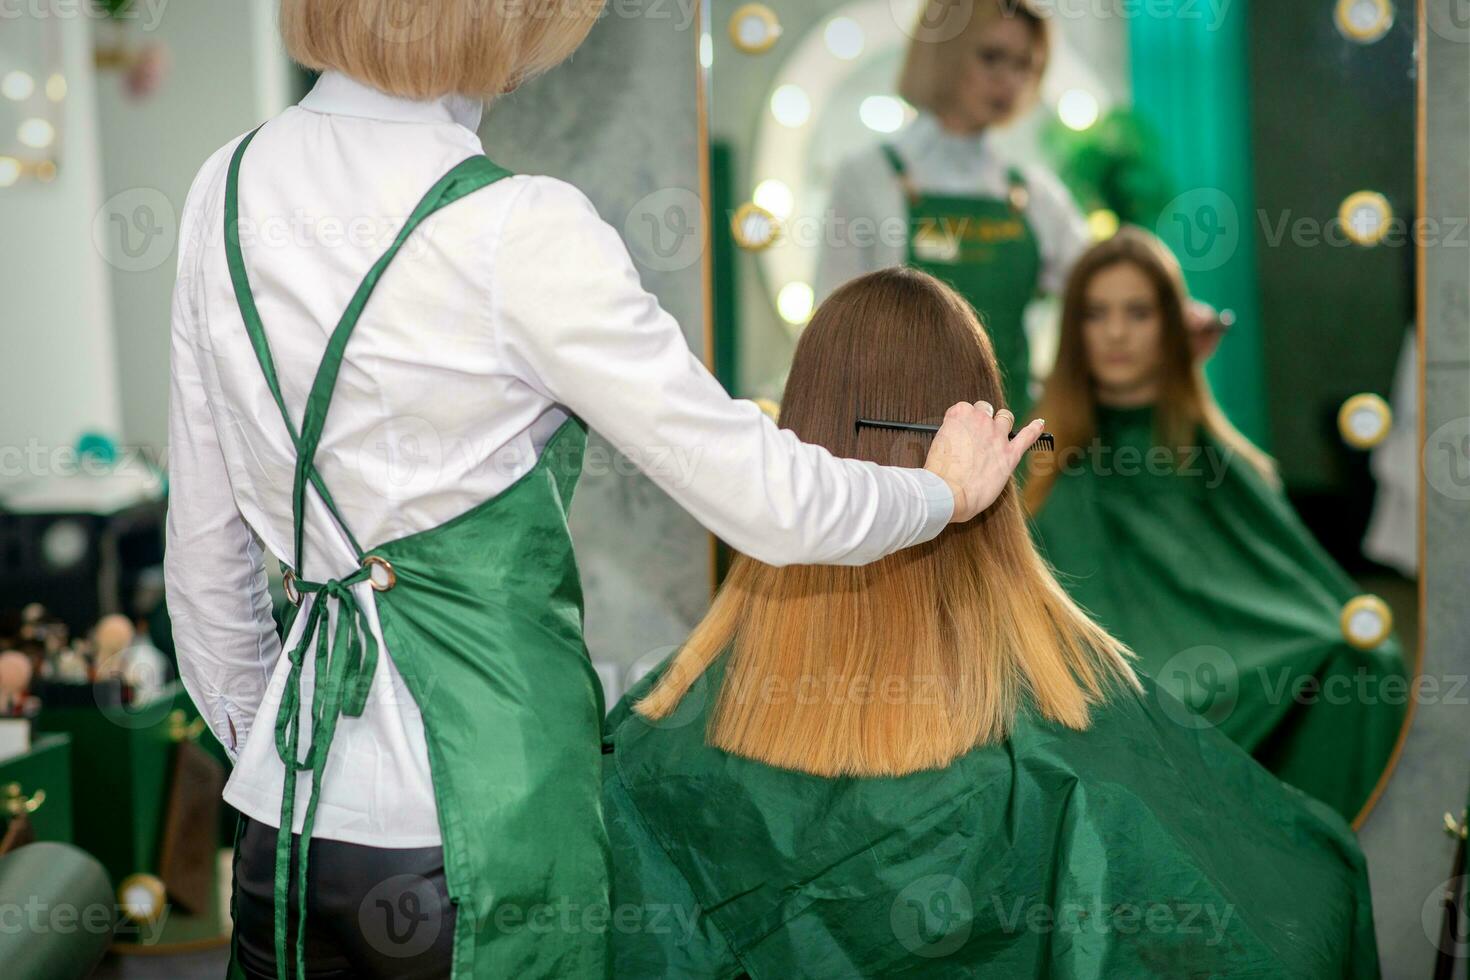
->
<box><xmin>282</xmin><ymin>569</ymin><xmax>302</xmax><ymax>606</ymax></box>
<box><xmin>363</xmin><ymin>555</ymin><xmax>396</xmax><ymax>592</ymax></box>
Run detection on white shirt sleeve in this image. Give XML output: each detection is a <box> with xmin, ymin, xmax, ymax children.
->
<box><xmin>164</xmin><ymin>159</ymin><xmax>282</xmax><ymax>762</ymax></box>
<box><xmin>492</xmin><ymin>177</ymin><xmax>955</xmax><ymax>568</ymax></box>
<box><xmin>1023</xmin><ymin>163</ymin><xmax>1093</xmax><ymax>296</ymax></box>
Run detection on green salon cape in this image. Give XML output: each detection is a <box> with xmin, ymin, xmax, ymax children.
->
<box><xmin>1029</xmin><ymin>405</ymin><xmax>1408</xmax><ymax>821</ymax></box>
<box><xmin>601</xmin><ymin>658</ymin><xmax>1380</xmax><ymax>979</ymax></box>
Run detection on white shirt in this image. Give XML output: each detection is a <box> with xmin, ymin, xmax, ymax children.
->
<box><xmin>164</xmin><ymin>71</ymin><xmax>956</xmax><ymax>847</ymax></box>
<box><xmin>814</xmin><ymin>111</ymin><xmax>1092</xmax><ymax>303</ymax></box>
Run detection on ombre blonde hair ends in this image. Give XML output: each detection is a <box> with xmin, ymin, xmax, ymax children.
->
<box><xmin>637</xmin><ymin>268</ymin><xmax>1138</xmax><ymax>778</ymax></box>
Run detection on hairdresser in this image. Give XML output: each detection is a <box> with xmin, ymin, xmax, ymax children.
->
<box><xmin>161</xmin><ymin>1</ymin><xmax>1045</xmax><ymax>977</ymax></box>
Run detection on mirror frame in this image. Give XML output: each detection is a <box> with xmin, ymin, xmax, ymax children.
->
<box><xmin>696</xmin><ymin>0</ymin><xmax>1429</xmax><ymax>832</ymax></box>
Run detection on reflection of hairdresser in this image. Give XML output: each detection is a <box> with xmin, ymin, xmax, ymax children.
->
<box><xmin>1362</xmin><ymin>330</ymin><xmax>1417</xmax><ymax>578</ymax></box>
<box><xmin>816</xmin><ymin>0</ymin><xmax>1088</xmax><ymax>417</ymax></box>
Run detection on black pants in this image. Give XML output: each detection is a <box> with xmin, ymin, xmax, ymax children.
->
<box><xmin>233</xmin><ymin>815</ymin><xmax>457</xmax><ymax>979</ymax></box>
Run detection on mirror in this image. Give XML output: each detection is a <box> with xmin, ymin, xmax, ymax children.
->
<box><xmin>704</xmin><ymin>0</ymin><xmax>1420</xmax><ymax>826</ymax></box>
<box><xmin>0</xmin><ymin>20</ymin><xmax>64</xmax><ymax>187</ymax></box>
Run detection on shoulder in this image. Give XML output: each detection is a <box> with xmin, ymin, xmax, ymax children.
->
<box><xmin>499</xmin><ymin>172</ymin><xmax>601</xmax><ymax>219</ymax></box>
<box><xmin>176</xmin><ymin>130</ymin><xmax>253</xmax><ymax>266</ymax></box>
<box><xmin>832</xmin><ymin>143</ymin><xmax>900</xmax><ymax>188</ymax></box>
<box><xmin>494</xmin><ymin>173</ymin><xmax>622</xmax><ymax>253</ymax></box>
<box><xmin>490</xmin><ymin>173</ymin><xmax>647</xmax><ymax>301</ymax></box>
<box><xmin>1015</xmin><ymin>161</ymin><xmax>1084</xmax><ymax>219</ymax></box>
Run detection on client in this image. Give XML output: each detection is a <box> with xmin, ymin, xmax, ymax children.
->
<box><xmin>600</xmin><ymin>266</ymin><xmax>1380</xmax><ymax>979</ymax></box>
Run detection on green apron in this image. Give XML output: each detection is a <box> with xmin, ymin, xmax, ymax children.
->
<box><xmin>1030</xmin><ymin>405</ymin><xmax>1408</xmax><ymax>821</ymax></box>
<box><xmin>601</xmin><ymin>658</ymin><xmax>1381</xmax><ymax>979</ymax></box>
<box><xmin>221</xmin><ymin>128</ymin><xmax>610</xmax><ymax>979</ymax></box>
<box><xmin>883</xmin><ymin>144</ymin><xmax>1042</xmax><ymax>417</ymax></box>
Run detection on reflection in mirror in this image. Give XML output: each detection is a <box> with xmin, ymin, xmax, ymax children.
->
<box><xmin>0</xmin><ymin>21</ymin><xmax>64</xmax><ymax>187</ymax></box>
<box><xmin>707</xmin><ymin>0</ymin><xmax>1417</xmax><ymax>823</ymax></box>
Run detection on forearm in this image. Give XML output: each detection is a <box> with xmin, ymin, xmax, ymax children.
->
<box><xmin>495</xmin><ymin>178</ymin><xmax>954</xmax><ymax>568</ymax></box>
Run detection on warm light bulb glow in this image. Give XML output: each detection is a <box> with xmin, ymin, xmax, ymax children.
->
<box><xmin>777</xmin><ymin>282</ymin><xmax>815</xmax><ymax>324</ymax></box>
<box><xmin>859</xmin><ymin>95</ymin><xmax>906</xmax><ymax>134</ymax></box>
<box><xmin>824</xmin><ymin>17</ymin><xmax>864</xmax><ymax>60</ymax></box>
<box><xmin>1058</xmin><ymin>89</ymin><xmax>1100</xmax><ymax>131</ymax></box>
<box><xmin>2</xmin><ymin>71</ymin><xmax>35</xmax><ymax>102</ymax></box>
<box><xmin>770</xmin><ymin>84</ymin><xmax>811</xmax><ymax>127</ymax></box>
<box><xmin>1088</xmin><ymin>209</ymin><xmax>1120</xmax><ymax>240</ymax></box>
<box><xmin>753</xmin><ymin>179</ymin><xmax>794</xmax><ymax>219</ymax></box>
<box><xmin>18</xmin><ymin>118</ymin><xmax>54</xmax><ymax>149</ymax></box>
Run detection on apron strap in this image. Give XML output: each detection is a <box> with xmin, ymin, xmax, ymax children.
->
<box><xmin>286</xmin><ymin>153</ymin><xmax>513</xmax><ymax>576</ymax></box>
<box><xmin>1005</xmin><ymin>165</ymin><xmax>1031</xmax><ymax>213</ymax></box>
<box><xmin>224</xmin><ymin>127</ymin><xmax>367</xmax><ymax>565</ymax></box>
<box><xmin>881</xmin><ymin>143</ymin><xmax>919</xmax><ymax>202</ymax></box>
<box><xmin>221</xmin><ymin>127</ymin><xmax>514</xmax><ymax>980</ymax></box>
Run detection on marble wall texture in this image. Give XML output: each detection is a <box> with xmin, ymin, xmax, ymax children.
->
<box><xmin>1357</xmin><ymin>11</ymin><xmax>1470</xmax><ymax>977</ymax></box>
<box><xmin>478</xmin><ymin>4</ymin><xmax>714</xmax><ymax>694</ymax></box>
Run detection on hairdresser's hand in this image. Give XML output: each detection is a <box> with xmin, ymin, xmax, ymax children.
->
<box><xmin>1187</xmin><ymin>299</ymin><xmax>1231</xmax><ymax>362</ymax></box>
<box><xmin>925</xmin><ymin>401</ymin><xmax>1045</xmax><ymax>523</ymax></box>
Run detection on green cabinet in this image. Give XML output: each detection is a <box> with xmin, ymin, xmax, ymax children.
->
<box><xmin>32</xmin><ymin>683</ymin><xmax>199</xmax><ymax>886</ymax></box>
<box><xmin>31</xmin><ymin>682</ymin><xmax>234</xmax><ymax>949</ymax></box>
<box><xmin>0</xmin><ymin>733</ymin><xmax>74</xmax><ymax>845</ymax></box>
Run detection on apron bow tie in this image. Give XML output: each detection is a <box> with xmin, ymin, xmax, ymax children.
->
<box><xmin>271</xmin><ymin>563</ymin><xmax>383</xmax><ymax>979</ymax></box>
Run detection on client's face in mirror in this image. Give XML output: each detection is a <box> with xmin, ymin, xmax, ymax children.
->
<box><xmin>944</xmin><ymin>19</ymin><xmax>1040</xmax><ymax>132</ymax></box>
<box><xmin>1081</xmin><ymin>261</ymin><xmax>1164</xmax><ymax>409</ymax></box>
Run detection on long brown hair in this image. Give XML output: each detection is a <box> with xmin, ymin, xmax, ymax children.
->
<box><xmin>1024</xmin><ymin>228</ymin><xmax>1275</xmax><ymax>514</ymax></box>
<box><xmin>636</xmin><ymin>267</ymin><xmax>1137</xmax><ymax>778</ymax></box>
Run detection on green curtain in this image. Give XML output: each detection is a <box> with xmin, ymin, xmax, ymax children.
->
<box><xmin>1129</xmin><ymin>0</ymin><xmax>1269</xmax><ymax>447</ymax></box>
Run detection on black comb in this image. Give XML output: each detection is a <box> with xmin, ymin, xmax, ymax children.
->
<box><xmin>856</xmin><ymin>417</ymin><xmax>1055</xmax><ymax>452</ymax></box>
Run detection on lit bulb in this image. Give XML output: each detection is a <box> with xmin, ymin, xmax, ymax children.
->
<box><xmin>1058</xmin><ymin>89</ymin><xmax>1100</xmax><ymax>131</ymax></box>
<box><xmin>1087</xmin><ymin>209</ymin><xmax>1120</xmax><ymax>240</ymax></box>
<box><xmin>753</xmin><ymin>179</ymin><xmax>793</xmax><ymax>219</ymax></box>
<box><xmin>2</xmin><ymin>71</ymin><xmax>35</xmax><ymax>101</ymax></box>
<box><xmin>824</xmin><ymin>17</ymin><xmax>864</xmax><ymax>60</ymax></box>
<box><xmin>777</xmin><ymin>282</ymin><xmax>814</xmax><ymax>324</ymax></box>
<box><xmin>859</xmin><ymin>95</ymin><xmax>906</xmax><ymax>134</ymax></box>
<box><xmin>770</xmin><ymin>84</ymin><xmax>810</xmax><ymax>128</ymax></box>
<box><xmin>18</xmin><ymin>118</ymin><xmax>55</xmax><ymax>149</ymax></box>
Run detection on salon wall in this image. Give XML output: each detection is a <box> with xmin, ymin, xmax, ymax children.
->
<box><xmin>480</xmin><ymin>4</ymin><xmax>713</xmax><ymax>676</ymax></box>
<box><xmin>0</xmin><ymin>17</ymin><xmax>122</xmax><ymax>459</ymax></box>
<box><xmin>96</xmin><ymin>0</ymin><xmax>294</xmax><ymax>451</ymax></box>
<box><xmin>1356</xmin><ymin>13</ymin><xmax>1470</xmax><ymax>976</ymax></box>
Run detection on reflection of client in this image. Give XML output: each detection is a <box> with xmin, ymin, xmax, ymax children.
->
<box><xmin>815</xmin><ymin>0</ymin><xmax>1088</xmax><ymax>417</ymax></box>
<box><xmin>602</xmin><ymin>268</ymin><xmax>1379</xmax><ymax>979</ymax></box>
<box><xmin>1026</xmin><ymin>229</ymin><xmax>1408</xmax><ymax>821</ymax></box>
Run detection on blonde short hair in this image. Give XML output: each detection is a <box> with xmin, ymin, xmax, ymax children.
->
<box><xmin>280</xmin><ymin>0</ymin><xmax>605</xmax><ymax>100</ymax></box>
<box><xmin>898</xmin><ymin>0</ymin><xmax>1050</xmax><ymax>120</ymax></box>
